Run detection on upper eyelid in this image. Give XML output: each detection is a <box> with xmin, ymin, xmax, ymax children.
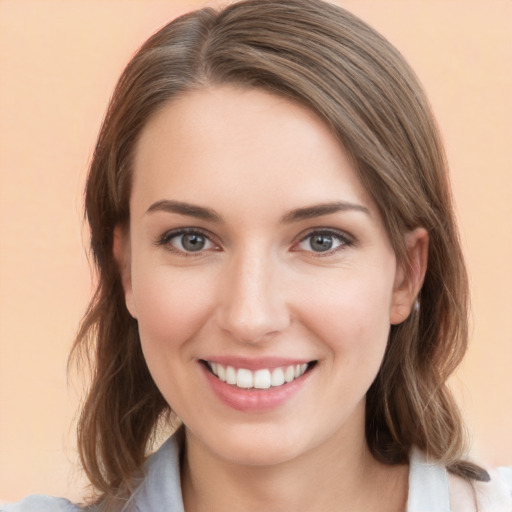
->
<box><xmin>155</xmin><ymin>228</ymin><xmax>220</xmax><ymax>258</ymax></box>
<box><xmin>291</xmin><ymin>228</ymin><xmax>354</xmax><ymax>256</ymax></box>
<box><xmin>156</xmin><ymin>227</ymin><xmax>218</xmax><ymax>244</ymax></box>
<box><xmin>294</xmin><ymin>227</ymin><xmax>353</xmax><ymax>243</ymax></box>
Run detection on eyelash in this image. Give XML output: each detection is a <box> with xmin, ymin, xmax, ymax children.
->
<box><xmin>292</xmin><ymin>228</ymin><xmax>354</xmax><ymax>256</ymax></box>
<box><xmin>154</xmin><ymin>228</ymin><xmax>219</xmax><ymax>257</ymax></box>
<box><xmin>155</xmin><ymin>227</ymin><xmax>354</xmax><ymax>257</ymax></box>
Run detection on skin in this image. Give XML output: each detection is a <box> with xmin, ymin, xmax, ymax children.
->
<box><xmin>115</xmin><ymin>85</ymin><xmax>428</xmax><ymax>512</ymax></box>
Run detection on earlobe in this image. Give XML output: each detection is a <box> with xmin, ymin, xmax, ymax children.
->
<box><xmin>390</xmin><ymin>227</ymin><xmax>429</xmax><ymax>325</ymax></box>
<box><xmin>113</xmin><ymin>226</ymin><xmax>138</xmax><ymax>319</ymax></box>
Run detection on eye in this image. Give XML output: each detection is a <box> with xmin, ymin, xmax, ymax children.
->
<box><xmin>294</xmin><ymin>230</ymin><xmax>352</xmax><ymax>254</ymax></box>
<box><xmin>156</xmin><ymin>229</ymin><xmax>218</xmax><ymax>255</ymax></box>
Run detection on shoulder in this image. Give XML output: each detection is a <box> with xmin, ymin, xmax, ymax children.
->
<box><xmin>449</xmin><ymin>466</ymin><xmax>512</xmax><ymax>512</ymax></box>
<box><xmin>408</xmin><ymin>447</ymin><xmax>512</xmax><ymax>512</ymax></box>
<box><xmin>1</xmin><ymin>495</ymin><xmax>80</xmax><ymax>512</ymax></box>
<box><xmin>1</xmin><ymin>432</ymin><xmax>184</xmax><ymax>512</ymax></box>
<box><xmin>122</xmin><ymin>432</ymin><xmax>184</xmax><ymax>511</ymax></box>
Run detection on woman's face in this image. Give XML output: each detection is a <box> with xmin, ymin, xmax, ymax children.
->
<box><xmin>118</xmin><ymin>86</ymin><xmax>423</xmax><ymax>466</ymax></box>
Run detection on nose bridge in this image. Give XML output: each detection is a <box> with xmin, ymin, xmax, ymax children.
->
<box><xmin>216</xmin><ymin>242</ymin><xmax>289</xmax><ymax>343</ymax></box>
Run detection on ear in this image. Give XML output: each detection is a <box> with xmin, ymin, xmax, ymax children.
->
<box><xmin>113</xmin><ymin>225</ymin><xmax>137</xmax><ymax>319</ymax></box>
<box><xmin>390</xmin><ymin>227</ymin><xmax>428</xmax><ymax>325</ymax></box>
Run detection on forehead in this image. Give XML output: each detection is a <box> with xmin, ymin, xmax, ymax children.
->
<box><xmin>131</xmin><ymin>85</ymin><xmax>376</xmax><ymax>219</ymax></box>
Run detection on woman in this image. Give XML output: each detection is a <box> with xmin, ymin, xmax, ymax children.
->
<box><xmin>4</xmin><ymin>0</ymin><xmax>511</xmax><ymax>510</ymax></box>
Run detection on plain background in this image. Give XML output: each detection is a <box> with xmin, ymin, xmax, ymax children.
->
<box><xmin>0</xmin><ymin>0</ymin><xmax>511</xmax><ymax>503</ymax></box>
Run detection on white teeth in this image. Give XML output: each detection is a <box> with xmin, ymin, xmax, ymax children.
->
<box><xmin>254</xmin><ymin>369</ymin><xmax>271</xmax><ymax>389</ymax></box>
<box><xmin>217</xmin><ymin>364</ymin><xmax>226</xmax><ymax>382</ymax></box>
<box><xmin>271</xmin><ymin>367</ymin><xmax>285</xmax><ymax>386</ymax></box>
<box><xmin>284</xmin><ymin>365</ymin><xmax>295</xmax><ymax>383</ymax></box>
<box><xmin>226</xmin><ymin>365</ymin><xmax>237</xmax><ymax>385</ymax></box>
<box><xmin>236</xmin><ymin>368</ymin><xmax>253</xmax><ymax>389</ymax></box>
<box><xmin>207</xmin><ymin>361</ymin><xmax>311</xmax><ymax>389</ymax></box>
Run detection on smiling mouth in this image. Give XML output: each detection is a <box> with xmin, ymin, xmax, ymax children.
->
<box><xmin>201</xmin><ymin>360</ymin><xmax>317</xmax><ymax>390</ymax></box>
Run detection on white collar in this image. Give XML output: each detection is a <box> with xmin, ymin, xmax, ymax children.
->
<box><xmin>407</xmin><ymin>446</ymin><xmax>450</xmax><ymax>512</ymax></box>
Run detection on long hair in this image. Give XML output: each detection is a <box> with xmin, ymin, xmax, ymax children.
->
<box><xmin>71</xmin><ymin>0</ymin><xmax>486</xmax><ymax>505</ymax></box>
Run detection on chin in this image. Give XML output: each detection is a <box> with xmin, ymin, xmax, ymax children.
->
<box><xmin>196</xmin><ymin>422</ymin><xmax>310</xmax><ymax>467</ymax></box>
<box><xmin>221</xmin><ymin>439</ymin><xmax>303</xmax><ymax>467</ymax></box>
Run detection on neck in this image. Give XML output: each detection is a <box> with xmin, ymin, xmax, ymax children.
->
<box><xmin>180</xmin><ymin>404</ymin><xmax>408</xmax><ymax>512</ymax></box>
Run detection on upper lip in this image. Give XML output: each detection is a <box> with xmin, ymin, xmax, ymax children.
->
<box><xmin>200</xmin><ymin>356</ymin><xmax>316</xmax><ymax>371</ymax></box>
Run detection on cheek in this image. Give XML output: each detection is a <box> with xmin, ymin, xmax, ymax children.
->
<box><xmin>130</xmin><ymin>263</ymin><xmax>218</xmax><ymax>415</ymax></box>
<box><xmin>299</xmin><ymin>265</ymin><xmax>395</xmax><ymax>370</ymax></box>
<box><xmin>131</xmin><ymin>264</ymin><xmax>215</xmax><ymax>357</ymax></box>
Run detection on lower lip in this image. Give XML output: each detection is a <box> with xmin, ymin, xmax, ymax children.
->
<box><xmin>201</xmin><ymin>363</ymin><xmax>313</xmax><ymax>412</ymax></box>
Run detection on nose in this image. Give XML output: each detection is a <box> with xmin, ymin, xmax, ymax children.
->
<box><xmin>215</xmin><ymin>249</ymin><xmax>291</xmax><ymax>344</ymax></box>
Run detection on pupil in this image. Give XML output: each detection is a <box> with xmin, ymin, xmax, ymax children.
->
<box><xmin>311</xmin><ymin>234</ymin><xmax>333</xmax><ymax>252</ymax></box>
<box><xmin>182</xmin><ymin>234</ymin><xmax>205</xmax><ymax>252</ymax></box>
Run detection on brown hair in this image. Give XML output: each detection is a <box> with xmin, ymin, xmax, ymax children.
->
<box><xmin>72</xmin><ymin>0</ymin><xmax>487</xmax><ymax>505</ymax></box>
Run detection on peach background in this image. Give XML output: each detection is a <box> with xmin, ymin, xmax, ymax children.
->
<box><xmin>0</xmin><ymin>0</ymin><xmax>511</xmax><ymax>503</ymax></box>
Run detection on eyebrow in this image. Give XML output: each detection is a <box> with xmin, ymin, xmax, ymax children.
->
<box><xmin>280</xmin><ymin>201</ymin><xmax>370</xmax><ymax>223</ymax></box>
<box><xmin>145</xmin><ymin>199</ymin><xmax>369</xmax><ymax>223</ymax></box>
<box><xmin>146</xmin><ymin>200</ymin><xmax>222</xmax><ymax>222</ymax></box>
